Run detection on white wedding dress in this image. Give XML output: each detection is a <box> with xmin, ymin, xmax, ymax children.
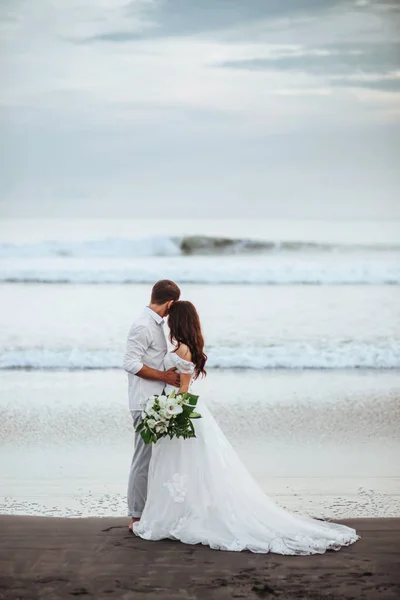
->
<box><xmin>133</xmin><ymin>352</ymin><xmax>359</xmax><ymax>554</ymax></box>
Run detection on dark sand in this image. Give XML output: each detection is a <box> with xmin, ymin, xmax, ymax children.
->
<box><xmin>0</xmin><ymin>517</ymin><xmax>399</xmax><ymax>600</ymax></box>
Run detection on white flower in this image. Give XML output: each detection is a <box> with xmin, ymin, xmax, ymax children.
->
<box><xmin>155</xmin><ymin>423</ymin><xmax>167</xmax><ymax>434</ymax></box>
<box><xmin>141</xmin><ymin>411</ymin><xmax>146</xmax><ymax>419</ymax></box>
<box><xmin>166</xmin><ymin>403</ymin><xmax>183</xmax><ymax>416</ymax></box>
<box><xmin>147</xmin><ymin>419</ymin><xmax>156</xmax><ymax>430</ymax></box>
<box><xmin>158</xmin><ymin>396</ymin><xmax>169</xmax><ymax>408</ymax></box>
<box><xmin>159</xmin><ymin>407</ymin><xmax>171</xmax><ymax>420</ymax></box>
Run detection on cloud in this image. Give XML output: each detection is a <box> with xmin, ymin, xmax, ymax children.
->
<box><xmin>218</xmin><ymin>41</ymin><xmax>400</xmax><ymax>96</ymax></box>
<box><xmin>332</xmin><ymin>75</ymin><xmax>400</xmax><ymax>91</ymax></box>
<box><xmin>219</xmin><ymin>42</ymin><xmax>400</xmax><ymax>75</ymax></box>
<box><xmin>0</xmin><ymin>0</ymin><xmax>399</xmax><ymax>218</ymax></box>
<box><xmin>80</xmin><ymin>0</ymin><xmax>346</xmax><ymax>43</ymax></box>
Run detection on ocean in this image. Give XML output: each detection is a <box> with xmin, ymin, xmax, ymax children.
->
<box><xmin>0</xmin><ymin>217</ymin><xmax>399</xmax><ymax>518</ymax></box>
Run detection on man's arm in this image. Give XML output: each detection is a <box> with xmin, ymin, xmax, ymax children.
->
<box><xmin>123</xmin><ymin>323</ymin><xmax>180</xmax><ymax>387</ymax></box>
<box><xmin>136</xmin><ymin>365</ymin><xmax>180</xmax><ymax>387</ymax></box>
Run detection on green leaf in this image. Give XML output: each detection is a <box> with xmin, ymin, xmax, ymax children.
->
<box><xmin>182</xmin><ymin>392</ymin><xmax>199</xmax><ymax>406</ymax></box>
<box><xmin>181</xmin><ymin>405</ymin><xmax>193</xmax><ymax>417</ymax></box>
<box><xmin>141</xmin><ymin>429</ymin><xmax>153</xmax><ymax>444</ymax></box>
<box><xmin>189</xmin><ymin>412</ymin><xmax>202</xmax><ymax>419</ymax></box>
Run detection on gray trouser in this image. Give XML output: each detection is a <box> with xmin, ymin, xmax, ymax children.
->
<box><xmin>127</xmin><ymin>411</ymin><xmax>152</xmax><ymax>518</ymax></box>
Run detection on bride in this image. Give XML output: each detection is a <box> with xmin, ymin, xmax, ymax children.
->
<box><xmin>133</xmin><ymin>301</ymin><xmax>359</xmax><ymax>554</ymax></box>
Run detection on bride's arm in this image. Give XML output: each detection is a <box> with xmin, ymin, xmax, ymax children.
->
<box><xmin>176</xmin><ymin>343</ymin><xmax>193</xmax><ymax>393</ymax></box>
<box><xmin>178</xmin><ymin>372</ymin><xmax>191</xmax><ymax>393</ymax></box>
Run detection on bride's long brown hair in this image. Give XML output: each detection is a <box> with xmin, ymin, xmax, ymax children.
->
<box><xmin>168</xmin><ymin>301</ymin><xmax>207</xmax><ymax>380</ymax></box>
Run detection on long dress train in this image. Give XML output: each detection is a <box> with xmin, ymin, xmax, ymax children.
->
<box><xmin>134</xmin><ymin>353</ymin><xmax>359</xmax><ymax>554</ymax></box>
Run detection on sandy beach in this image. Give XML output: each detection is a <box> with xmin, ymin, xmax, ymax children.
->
<box><xmin>1</xmin><ymin>516</ymin><xmax>399</xmax><ymax>599</ymax></box>
<box><xmin>1</xmin><ymin>222</ymin><xmax>399</xmax><ymax>599</ymax></box>
<box><xmin>1</xmin><ymin>369</ymin><xmax>400</xmax><ymax>519</ymax></box>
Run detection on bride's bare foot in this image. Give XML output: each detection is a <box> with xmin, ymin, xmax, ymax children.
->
<box><xmin>128</xmin><ymin>517</ymin><xmax>140</xmax><ymax>532</ymax></box>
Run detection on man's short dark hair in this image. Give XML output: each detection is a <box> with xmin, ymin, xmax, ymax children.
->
<box><xmin>151</xmin><ymin>280</ymin><xmax>181</xmax><ymax>305</ymax></box>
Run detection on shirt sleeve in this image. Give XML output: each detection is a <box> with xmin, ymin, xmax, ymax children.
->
<box><xmin>123</xmin><ymin>322</ymin><xmax>151</xmax><ymax>375</ymax></box>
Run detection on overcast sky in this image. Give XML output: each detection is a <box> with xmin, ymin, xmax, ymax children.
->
<box><xmin>0</xmin><ymin>0</ymin><xmax>399</xmax><ymax>219</ymax></box>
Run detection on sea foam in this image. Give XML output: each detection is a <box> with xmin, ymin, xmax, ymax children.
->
<box><xmin>1</xmin><ymin>340</ymin><xmax>399</xmax><ymax>370</ymax></box>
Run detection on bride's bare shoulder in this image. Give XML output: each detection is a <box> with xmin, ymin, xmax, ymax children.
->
<box><xmin>175</xmin><ymin>343</ymin><xmax>192</xmax><ymax>362</ymax></box>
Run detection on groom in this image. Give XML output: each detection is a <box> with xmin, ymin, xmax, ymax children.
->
<box><xmin>123</xmin><ymin>279</ymin><xmax>181</xmax><ymax>531</ymax></box>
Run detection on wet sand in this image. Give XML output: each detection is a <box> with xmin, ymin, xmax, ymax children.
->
<box><xmin>1</xmin><ymin>370</ymin><xmax>400</xmax><ymax>519</ymax></box>
<box><xmin>0</xmin><ymin>516</ymin><xmax>399</xmax><ymax>599</ymax></box>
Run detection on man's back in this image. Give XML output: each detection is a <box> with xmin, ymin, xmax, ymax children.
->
<box><xmin>123</xmin><ymin>307</ymin><xmax>167</xmax><ymax>411</ymax></box>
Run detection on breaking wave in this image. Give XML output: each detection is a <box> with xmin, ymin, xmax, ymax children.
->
<box><xmin>1</xmin><ymin>341</ymin><xmax>399</xmax><ymax>370</ymax></box>
<box><xmin>1</xmin><ymin>235</ymin><xmax>399</xmax><ymax>258</ymax></box>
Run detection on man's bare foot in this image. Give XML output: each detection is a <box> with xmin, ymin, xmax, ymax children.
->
<box><xmin>128</xmin><ymin>517</ymin><xmax>140</xmax><ymax>532</ymax></box>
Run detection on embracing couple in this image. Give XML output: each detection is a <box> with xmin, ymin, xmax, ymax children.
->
<box><xmin>123</xmin><ymin>280</ymin><xmax>358</xmax><ymax>555</ymax></box>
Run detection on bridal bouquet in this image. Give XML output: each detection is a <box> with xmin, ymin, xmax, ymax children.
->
<box><xmin>136</xmin><ymin>390</ymin><xmax>202</xmax><ymax>444</ymax></box>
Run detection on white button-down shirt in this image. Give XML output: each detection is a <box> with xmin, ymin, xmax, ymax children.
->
<box><xmin>123</xmin><ymin>307</ymin><xmax>168</xmax><ymax>411</ymax></box>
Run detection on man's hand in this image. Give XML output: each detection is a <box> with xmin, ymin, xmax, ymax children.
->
<box><xmin>162</xmin><ymin>367</ymin><xmax>180</xmax><ymax>388</ymax></box>
<box><xmin>135</xmin><ymin>364</ymin><xmax>180</xmax><ymax>386</ymax></box>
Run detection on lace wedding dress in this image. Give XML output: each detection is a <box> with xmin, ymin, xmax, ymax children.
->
<box><xmin>133</xmin><ymin>352</ymin><xmax>359</xmax><ymax>554</ymax></box>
